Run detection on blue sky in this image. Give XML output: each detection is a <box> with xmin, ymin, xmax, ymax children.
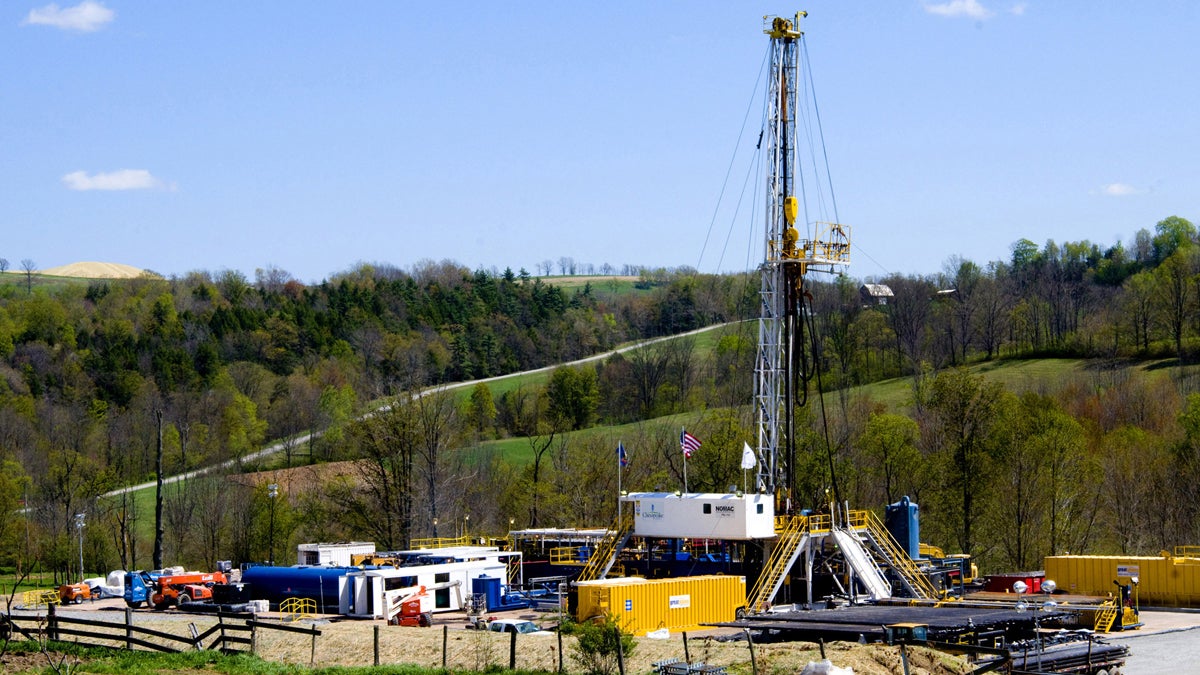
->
<box><xmin>3</xmin><ymin>1</ymin><xmax>1197</xmax><ymax>283</ymax></box>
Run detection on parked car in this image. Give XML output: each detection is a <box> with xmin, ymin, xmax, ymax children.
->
<box><xmin>487</xmin><ymin>619</ymin><xmax>553</xmax><ymax>636</ymax></box>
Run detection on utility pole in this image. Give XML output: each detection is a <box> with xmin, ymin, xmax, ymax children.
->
<box><xmin>153</xmin><ymin>408</ymin><xmax>164</xmax><ymax>570</ymax></box>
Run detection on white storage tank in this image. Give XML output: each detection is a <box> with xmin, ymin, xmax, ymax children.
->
<box><xmin>622</xmin><ymin>492</ymin><xmax>775</xmax><ymax>540</ymax></box>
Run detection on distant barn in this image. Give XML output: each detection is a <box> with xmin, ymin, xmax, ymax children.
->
<box><xmin>859</xmin><ymin>283</ymin><xmax>893</xmax><ymax>306</ymax></box>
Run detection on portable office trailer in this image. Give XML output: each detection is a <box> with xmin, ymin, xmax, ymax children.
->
<box><xmin>622</xmin><ymin>492</ymin><xmax>775</xmax><ymax>540</ymax></box>
<box><xmin>575</xmin><ymin>575</ymin><xmax>746</xmax><ymax>635</ymax></box>
<box><xmin>296</xmin><ymin>542</ymin><xmax>376</xmax><ymax>566</ymax></box>
<box><xmin>345</xmin><ymin>559</ymin><xmax>508</xmax><ymax>619</ymax></box>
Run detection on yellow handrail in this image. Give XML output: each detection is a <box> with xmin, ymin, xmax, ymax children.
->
<box><xmin>746</xmin><ymin>514</ymin><xmax>809</xmax><ymax>613</ymax></box>
<box><xmin>280</xmin><ymin>597</ymin><xmax>316</xmax><ymax>622</ymax></box>
<box><xmin>1094</xmin><ymin>600</ymin><xmax>1119</xmax><ymax>632</ymax></box>
<box><xmin>859</xmin><ymin>510</ymin><xmax>938</xmax><ymax>600</ymax></box>
<box><xmin>411</xmin><ymin>535</ymin><xmax>472</xmax><ymax>549</ymax></box>
<box><xmin>577</xmin><ymin>512</ymin><xmax>634</xmax><ymax>582</ymax></box>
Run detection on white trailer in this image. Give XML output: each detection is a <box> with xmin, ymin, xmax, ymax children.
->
<box><xmin>296</xmin><ymin>541</ymin><xmax>376</xmax><ymax>566</ymax></box>
<box><xmin>622</xmin><ymin>492</ymin><xmax>776</xmax><ymax>540</ymax></box>
<box><xmin>344</xmin><ymin>559</ymin><xmax>507</xmax><ymax>619</ymax></box>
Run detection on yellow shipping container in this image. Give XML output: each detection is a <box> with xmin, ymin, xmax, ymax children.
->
<box><xmin>1045</xmin><ymin>553</ymin><xmax>1200</xmax><ymax>607</ymax></box>
<box><xmin>575</xmin><ymin>575</ymin><xmax>746</xmax><ymax>635</ymax></box>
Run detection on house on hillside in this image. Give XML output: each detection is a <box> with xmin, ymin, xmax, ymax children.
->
<box><xmin>859</xmin><ymin>283</ymin><xmax>894</xmax><ymax>306</ymax></box>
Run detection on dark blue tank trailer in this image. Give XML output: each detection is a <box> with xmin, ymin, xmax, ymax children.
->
<box><xmin>239</xmin><ymin>565</ymin><xmax>354</xmax><ymax>612</ymax></box>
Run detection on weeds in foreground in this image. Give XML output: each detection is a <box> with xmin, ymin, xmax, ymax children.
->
<box><xmin>1</xmin><ymin>640</ymin><xmax>561</xmax><ymax>675</ymax></box>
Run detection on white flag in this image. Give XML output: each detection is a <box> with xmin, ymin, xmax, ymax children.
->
<box><xmin>741</xmin><ymin>442</ymin><xmax>757</xmax><ymax>470</ymax></box>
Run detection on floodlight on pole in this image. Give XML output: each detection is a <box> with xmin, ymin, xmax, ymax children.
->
<box><xmin>74</xmin><ymin>512</ymin><xmax>85</xmax><ymax>583</ymax></box>
<box><xmin>267</xmin><ymin>483</ymin><xmax>279</xmax><ymax>566</ymax></box>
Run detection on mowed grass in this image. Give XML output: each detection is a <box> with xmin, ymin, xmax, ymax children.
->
<box><xmin>541</xmin><ymin>275</ymin><xmax>648</xmax><ymax>298</ymax></box>
<box><xmin>842</xmin><ymin>356</ymin><xmax>1193</xmax><ymax>415</ymax></box>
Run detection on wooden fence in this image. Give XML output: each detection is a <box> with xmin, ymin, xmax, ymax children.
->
<box><xmin>1</xmin><ymin>604</ymin><xmax>321</xmax><ymax>662</ymax></box>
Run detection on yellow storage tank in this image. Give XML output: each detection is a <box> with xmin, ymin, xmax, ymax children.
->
<box><xmin>1045</xmin><ymin>553</ymin><xmax>1200</xmax><ymax>607</ymax></box>
<box><xmin>575</xmin><ymin>575</ymin><xmax>746</xmax><ymax>635</ymax></box>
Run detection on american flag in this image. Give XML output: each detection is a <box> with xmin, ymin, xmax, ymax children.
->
<box><xmin>617</xmin><ymin>442</ymin><xmax>628</xmax><ymax>467</ymax></box>
<box><xmin>680</xmin><ymin>430</ymin><xmax>701</xmax><ymax>458</ymax></box>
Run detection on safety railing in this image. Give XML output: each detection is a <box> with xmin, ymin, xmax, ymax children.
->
<box><xmin>859</xmin><ymin>510</ymin><xmax>939</xmax><ymax>599</ymax></box>
<box><xmin>577</xmin><ymin>512</ymin><xmax>634</xmax><ymax>583</ymax></box>
<box><xmin>550</xmin><ymin>546</ymin><xmax>584</xmax><ymax>565</ymax></box>
<box><xmin>1174</xmin><ymin>545</ymin><xmax>1200</xmax><ymax>559</ymax></box>
<box><xmin>1094</xmin><ymin>600</ymin><xmax>1119</xmax><ymax>633</ymax></box>
<box><xmin>21</xmin><ymin>589</ymin><xmax>60</xmax><ymax>609</ymax></box>
<box><xmin>280</xmin><ymin>597</ymin><xmax>316</xmax><ymax>622</ymax></box>
<box><xmin>746</xmin><ymin>514</ymin><xmax>809</xmax><ymax>613</ymax></box>
<box><xmin>410</xmin><ymin>535</ymin><xmax>472</xmax><ymax>549</ymax></box>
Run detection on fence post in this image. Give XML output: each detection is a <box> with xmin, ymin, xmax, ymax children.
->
<box><xmin>615</xmin><ymin>626</ymin><xmax>625</xmax><ymax>675</ymax></box>
<box><xmin>250</xmin><ymin>618</ymin><xmax>258</xmax><ymax>655</ymax></box>
<box><xmin>557</xmin><ymin>628</ymin><xmax>564</xmax><ymax>673</ymax></box>
<box><xmin>442</xmin><ymin>625</ymin><xmax>448</xmax><ymax>670</ymax></box>
<box><xmin>47</xmin><ymin>602</ymin><xmax>57</xmax><ymax>642</ymax></box>
<box><xmin>509</xmin><ymin>629</ymin><xmax>517</xmax><ymax>670</ymax></box>
<box><xmin>682</xmin><ymin>631</ymin><xmax>690</xmax><ymax>664</ymax></box>
<box><xmin>745</xmin><ymin>628</ymin><xmax>758</xmax><ymax>675</ymax></box>
<box><xmin>125</xmin><ymin>607</ymin><xmax>133</xmax><ymax>650</ymax></box>
<box><xmin>374</xmin><ymin>625</ymin><xmax>380</xmax><ymax>666</ymax></box>
<box><xmin>310</xmin><ymin>629</ymin><xmax>317</xmax><ymax>667</ymax></box>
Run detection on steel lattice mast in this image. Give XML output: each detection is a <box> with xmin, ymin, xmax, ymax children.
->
<box><xmin>754</xmin><ymin>13</ymin><xmax>850</xmax><ymax>506</ymax></box>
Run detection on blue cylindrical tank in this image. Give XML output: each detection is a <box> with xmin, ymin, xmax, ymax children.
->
<box><xmin>473</xmin><ymin>575</ymin><xmax>502</xmax><ymax>611</ymax></box>
<box><xmin>240</xmin><ymin>565</ymin><xmax>354</xmax><ymax>611</ymax></box>
<box><xmin>885</xmin><ymin>496</ymin><xmax>921</xmax><ymax>560</ymax></box>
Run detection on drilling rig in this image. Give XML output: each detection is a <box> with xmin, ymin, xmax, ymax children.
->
<box><xmin>753</xmin><ymin>12</ymin><xmax>850</xmax><ymax>513</ymax></box>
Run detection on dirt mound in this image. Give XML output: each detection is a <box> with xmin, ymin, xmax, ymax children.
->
<box><xmin>37</xmin><ymin>261</ymin><xmax>149</xmax><ymax>279</ymax></box>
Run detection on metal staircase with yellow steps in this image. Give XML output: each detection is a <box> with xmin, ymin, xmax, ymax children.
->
<box><xmin>856</xmin><ymin>510</ymin><xmax>939</xmax><ymax>600</ymax></box>
<box><xmin>746</xmin><ymin>514</ymin><xmax>811</xmax><ymax>613</ymax></box>
<box><xmin>1094</xmin><ymin>600</ymin><xmax>1119</xmax><ymax>632</ymax></box>
<box><xmin>576</xmin><ymin>512</ymin><xmax>635</xmax><ymax>583</ymax></box>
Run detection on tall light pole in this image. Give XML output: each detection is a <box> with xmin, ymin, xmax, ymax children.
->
<box><xmin>74</xmin><ymin>512</ymin><xmax>85</xmax><ymax>582</ymax></box>
<box><xmin>267</xmin><ymin>484</ymin><xmax>279</xmax><ymax>565</ymax></box>
<box><xmin>1014</xmin><ymin>579</ymin><xmax>1057</xmax><ymax>672</ymax></box>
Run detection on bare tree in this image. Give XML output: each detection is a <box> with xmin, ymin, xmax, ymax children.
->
<box><xmin>0</xmin><ymin>257</ymin><xmax>9</xmax><ymax>274</ymax></box>
<box><xmin>20</xmin><ymin>258</ymin><xmax>35</xmax><ymax>294</ymax></box>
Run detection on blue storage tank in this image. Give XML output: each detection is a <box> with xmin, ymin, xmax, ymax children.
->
<box><xmin>473</xmin><ymin>574</ymin><xmax>530</xmax><ymax>611</ymax></box>
<box><xmin>473</xmin><ymin>575</ymin><xmax>502</xmax><ymax>610</ymax></box>
<box><xmin>885</xmin><ymin>496</ymin><xmax>921</xmax><ymax>560</ymax></box>
<box><xmin>240</xmin><ymin>565</ymin><xmax>353</xmax><ymax>611</ymax></box>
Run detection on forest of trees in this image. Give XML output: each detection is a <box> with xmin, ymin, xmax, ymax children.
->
<box><xmin>5</xmin><ymin>214</ymin><xmax>1200</xmax><ymax>582</ymax></box>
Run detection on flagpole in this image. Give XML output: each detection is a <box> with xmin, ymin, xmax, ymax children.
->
<box><xmin>681</xmin><ymin>427</ymin><xmax>688</xmax><ymax>494</ymax></box>
<box><xmin>617</xmin><ymin>440</ymin><xmax>623</xmax><ymax>523</ymax></box>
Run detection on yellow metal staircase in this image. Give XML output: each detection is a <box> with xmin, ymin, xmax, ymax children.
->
<box><xmin>1094</xmin><ymin>600</ymin><xmax>1119</xmax><ymax>632</ymax></box>
<box><xmin>576</xmin><ymin>511</ymin><xmax>635</xmax><ymax>582</ymax></box>
<box><xmin>745</xmin><ymin>514</ymin><xmax>811</xmax><ymax>613</ymax></box>
<box><xmin>857</xmin><ymin>510</ymin><xmax>939</xmax><ymax>600</ymax></box>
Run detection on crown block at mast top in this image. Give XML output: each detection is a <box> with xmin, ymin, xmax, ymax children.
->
<box><xmin>763</xmin><ymin>12</ymin><xmax>850</xmax><ymax>276</ymax></box>
<box><xmin>764</xmin><ymin>12</ymin><xmax>806</xmax><ymax>39</ymax></box>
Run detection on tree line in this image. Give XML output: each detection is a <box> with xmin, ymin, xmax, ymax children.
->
<box><xmin>4</xmin><ymin>213</ymin><xmax>1200</xmax><ymax>581</ymax></box>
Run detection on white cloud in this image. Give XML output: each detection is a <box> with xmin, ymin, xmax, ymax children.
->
<box><xmin>62</xmin><ymin>169</ymin><xmax>168</xmax><ymax>191</ymax></box>
<box><xmin>23</xmin><ymin>1</ymin><xmax>114</xmax><ymax>32</ymax></box>
<box><xmin>1102</xmin><ymin>183</ymin><xmax>1145</xmax><ymax>197</ymax></box>
<box><xmin>1009</xmin><ymin>3</ymin><xmax>1028</xmax><ymax>16</ymax></box>
<box><xmin>924</xmin><ymin>0</ymin><xmax>994</xmax><ymax>20</ymax></box>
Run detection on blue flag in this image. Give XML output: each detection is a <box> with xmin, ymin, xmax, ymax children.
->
<box><xmin>618</xmin><ymin>442</ymin><xmax>628</xmax><ymax>467</ymax></box>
